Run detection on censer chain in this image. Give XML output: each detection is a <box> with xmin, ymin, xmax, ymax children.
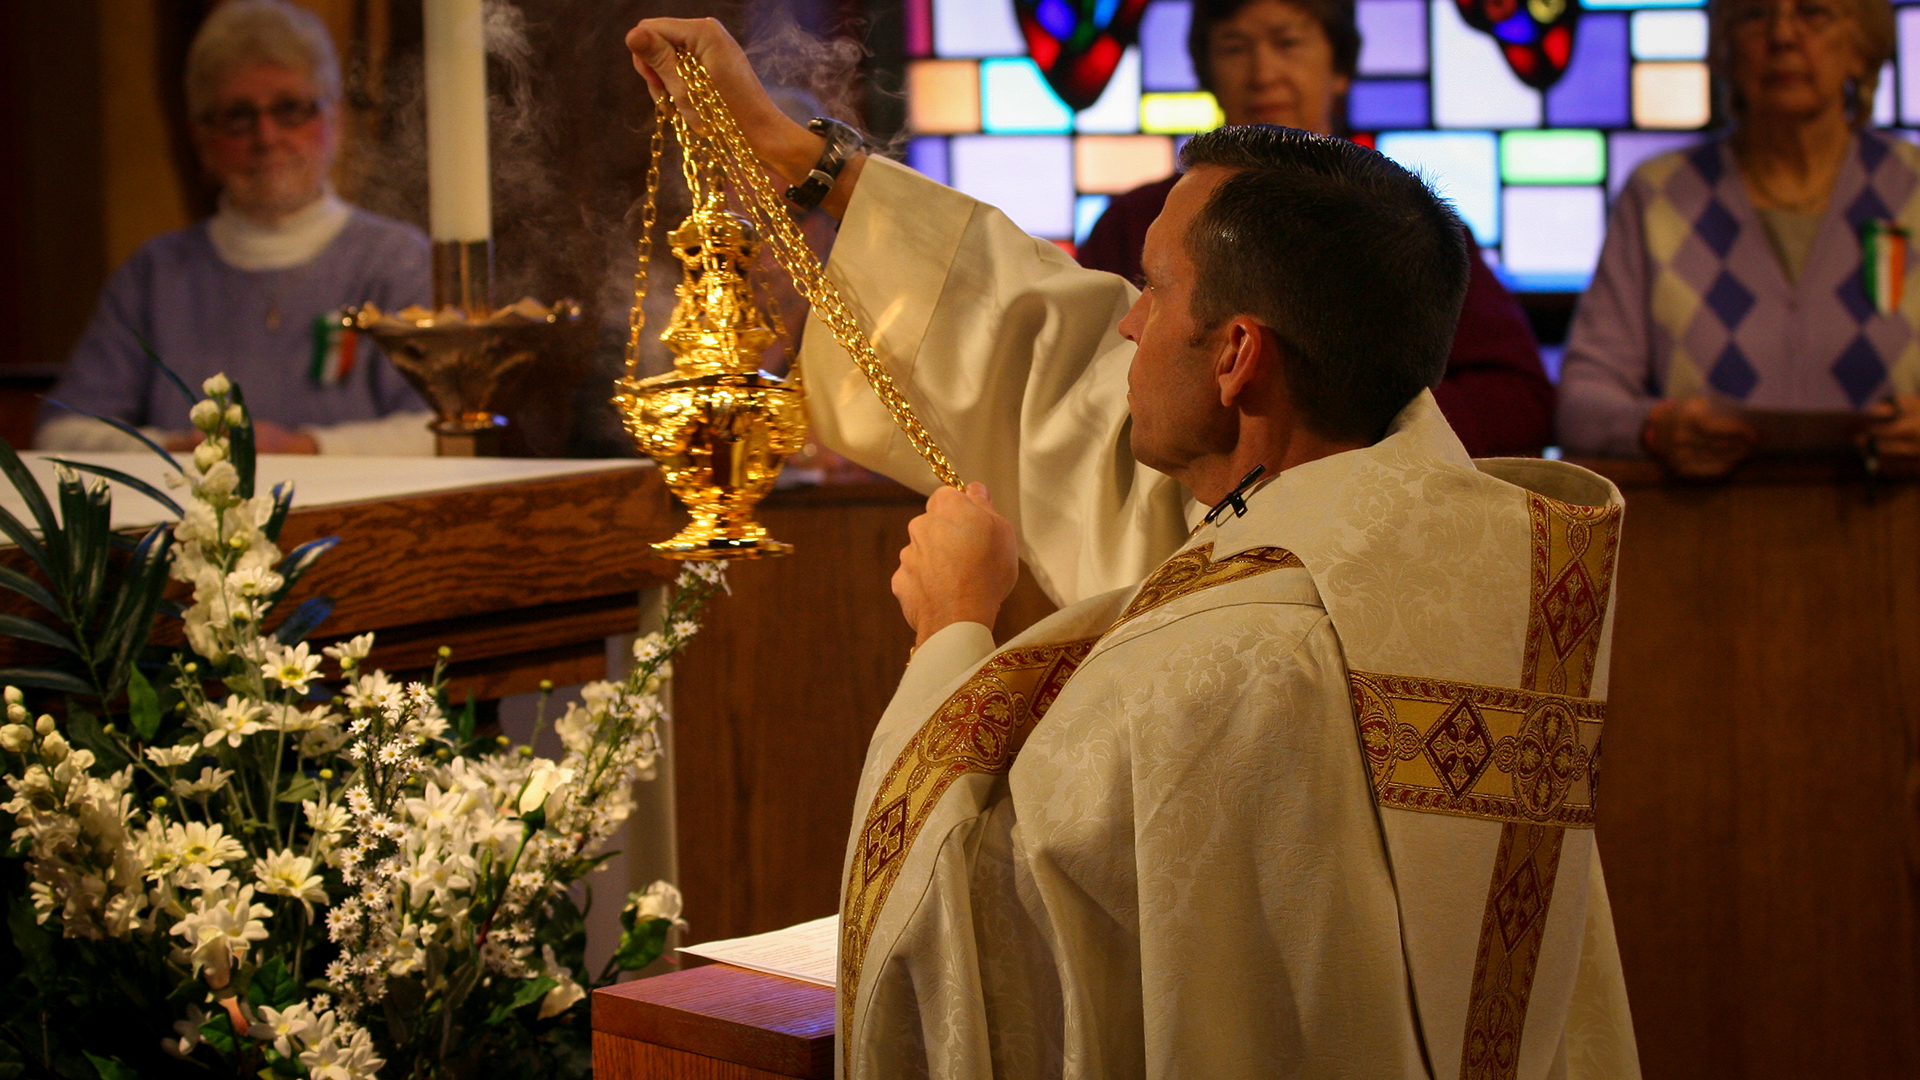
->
<box><xmin>667</xmin><ymin>51</ymin><xmax>961</xmax><ymax>489</ymax></box>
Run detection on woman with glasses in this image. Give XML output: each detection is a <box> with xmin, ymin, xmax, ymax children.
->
<box><xmin>1559</xmin><ymin>0</ymin><xmax>1920</xmax><ymax>475</ymax></box>
<box><xmin>37</xmin><ymin>0</ymin><xmax>432</xmax><ymax>455</ymax></box>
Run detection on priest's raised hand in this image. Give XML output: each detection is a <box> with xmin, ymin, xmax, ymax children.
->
<box><xmin>624</xmin><ymin>16</ymin><xmax>866</xmax><ymax>222</ymax></box>
<box><xmin>891</xmin><ymin>482</ymin><xmax>1018</xmax><ymax>648</ymax></box>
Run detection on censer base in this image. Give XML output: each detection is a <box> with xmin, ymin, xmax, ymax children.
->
<box><xmin>652</xmin><ymin>516</ymin><xmax>793</xmax><ymax>560</ymax></box>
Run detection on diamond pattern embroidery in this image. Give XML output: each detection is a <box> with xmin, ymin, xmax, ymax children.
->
<box><xmin>1832</xmin><ymin>335</ymin><xmax>1887</xmax><ymax>406</ymax></box>
<box><xmin>1694</xmin><ymin>199</ymin><xmax>1740</xmax><ymax>258</ymax></box>
<box><xmin>1539</xmin><ymin>561</ymin><xmax>1600</xmax><ymax>659</ymax></box>
<box><xmin>1708</xmin><ymin>342</ymin><xmax>1759</xmax><ymax>398</ymax></box>
<box><xmin>862</xmin><ymin>795</ymin><xmax>909</xmax><ymax>883</ymax></box>
<box><xmin>1493</xmin><ymin>857</ymin><xmax>1547</xmax><ymax>952</ymax></box>
<box><xmin>1704</xmin><ymin>270</ymin><xmax>1755</xmax><ymax>328</ymax></box>
<box><xmin>1424</xmin><ymin>698</ymin><xmax>1496</xmax><ymax>798</ymax></box>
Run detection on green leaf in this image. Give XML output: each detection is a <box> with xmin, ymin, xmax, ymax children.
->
<box><xmin>82</xmin><ymin>1052</ymin><xmax>138</xmax><ymax>1080</ymax></box>
<box><xmin>263</xmin><ymin>480</ymin><xmax>294</xmax><ymax>544</ymax></box>
<box><xmin>8</xmin><ymin>895</ymin><xmax>56</xmax><ymax>982</ymax></box>
<box><xmin>485</xmin><ymin>975</ymin><xmax>559</xmax><ymax>1027</ymax></box>
<box><xmin>127</xmin><ymin>666</ymin><xmax>161</xmax><ymax>739</ymax></box>
<box><xmin>0</xmin><ymin>665</ymin><xmax>94</xmax><ymax>696</ymax></box>
<box><xmin>41</xmin><ymin>398</ymin><xmax>182</xmax><ymax>473</ymax></box>
<box><xmin>276</xmin><ymin>774</ymin><xmax>321</xmax><ymax>804</ymax></box>
<box><xmin>130</xmin><ymin>328</ymin><xmax>197</xmax><ymax>406</ymax></box>
<box><xmin>0</xmin><ymin>465</ymin><xmax>61</xmax><ymax>591</ymax></box>
<box><xmin>64</xmin><ymin>709</ymin><xmax>130</xmax><ymax>770</ymax></box>
<box><xmin>271</xmin><ymin>595</ymin><xmax>334</xmax><ymax>647</ymax></box>
<box><xmin>228</xmin><ymin>382</ymin><xmax>256</xmax><ymax>499</ymax></box>
<box><xmin>56</xmin><ymin>463</ymin><xmax>111</xmax><ymax>629</ymax></box>
<box><xmin>0</xmin><ymin>563</ymin><xmax>61</xmax><ymax>616</ymax></box>
<box><xmin>0</xmin><ymin>613</ymin><xmax>79</xmax><ymax>656</ymax></box>
<box><xmin>611</xmin><ymin>917</ymin><xmax>674</xmax><ymax>973</ymax></box>
<box><xmin>249</xmin><ymin>956</ymin><xmax>300</xmax><ymax>1009</ymax></box>
<box><xmin>268</xmin><ymin>537</ymin><xmax>338</xmax><ymax>609</ymax></box>
<box><xmin>96</xmin><ymin>525</ymin><xmax>173</xmax><ymax>701</ymax></box>
<box><xmin>46</xmin><ymin>458</ymin><xmax>185</xmax><ymax>518</ymax></box>
<box><xmin>199</xmin><ymin>1010</ymin><xmax>239</xmax><ymax>1056</ymax></box>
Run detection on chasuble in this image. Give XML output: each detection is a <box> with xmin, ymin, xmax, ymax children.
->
<box><xmin>800</xmin><ymin>157</ymin><xmax>1640</xmax><ymax>1079</ymax></box>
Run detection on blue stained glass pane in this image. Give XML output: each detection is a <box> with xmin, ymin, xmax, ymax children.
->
<box><xmin>907</xmin><ymin>136</ymin><xmax>951</xmax><ymax>185</ymax></box>
<box><xmin>1493</xmin><ymin>10</ymin><xmax>1538</xmax><ymax>45</ymax></box>
<box><xmin>935</xmin><ymin>0</ymin><xmax>1025</xmax><ymax>57</ymax></box>
<box><xmin>1037</xmin><ymin>0</ymin><xmax>1077</xmax><ymax>40</ymax></box>
<box><xmin>1076</xmin><ymin>194</ymin><xmax>1112</xmax><ymax>244</ymax></box>
<box><xmin>1357</xmin><ymin>0</ymin><xmax>1428</xmax><ymax>76</ymax></box>
<box><xmin>1378</xmin><ymin>130</ymin><xmax>1500</xmax><ymax>244</ymax></box>
<box><xmin>1606</xmin><ymin>130</ymin><xmax>1702</xmax><ymax>197</ymax></box>
<box><xmin>1431</xmin><ymin>0</ymin><xmax>1541</xmax><ymax>128</ymax></box>
<box><xmin>1141</xmin><ymin>1</ymin><xmax>1199</xmax><ymax>91</ymax></box>
<box><xmin>1546</xmin><ymin>13</ymin><xmax>1629</xmax><ymax>127</ymax></box>
<box><xmin>1094</xmin><ymin>0</ymin><xmax>1122</xmax><ymax>28</ymax></box>
<box><xmin>982</xmin><ymin>58</ymin><xmax>1075</xmax><ymax>133</ymax></box>
<box><xmin>1348</xmin><ymin>80</ymin><xmax>1430</xmax><ymax>129</ymax></box>
<box><xmin>951</xmin><ymin>135</ymin><xmax>1076</xmax><ymax>238</ymax></box>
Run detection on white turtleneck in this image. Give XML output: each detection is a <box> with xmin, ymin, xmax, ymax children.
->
<box><xmin>206</xmin><ymin>188</ymin><xmax>353</xmax><ymax>271</ymax></box>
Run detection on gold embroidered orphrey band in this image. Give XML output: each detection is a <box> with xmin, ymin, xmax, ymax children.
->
<box><xmin>837</xmin><ymin>637</ymin><xmax>1097</xmax><ymax>1047</ymax></box>
<box><xmin>1457</xmin><ymin>493</ymin><xmax>1622</xmax><ymax>1080</ymax></box>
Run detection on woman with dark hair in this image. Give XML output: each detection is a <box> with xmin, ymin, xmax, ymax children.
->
<box><xmin>1077</xmin><ymin>0</ymin><xmax>1557</xmax><ymax>457</ymax></box>
<box><xmin>1558</xmin><ymin>0</ymin><xmax>1920</xmax><ymax>475</ymax></box>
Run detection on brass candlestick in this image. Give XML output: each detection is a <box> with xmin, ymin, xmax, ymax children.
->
<box><xmin>344</xmin><ymin>239</ymin><xmax>579</xmax><ymax>456</ymax></box>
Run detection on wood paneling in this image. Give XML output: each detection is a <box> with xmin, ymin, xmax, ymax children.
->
<box><xmin>1576</xmin><ymin>458</ymin><xmax>1920</xmax><ymax>1079</ymax></box>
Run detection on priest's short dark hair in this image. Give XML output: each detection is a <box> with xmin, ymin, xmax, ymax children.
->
<box><xmin>1179</xmin><ymin>125</ymin><xmax>1470</xmax><ymax>445</ymax></box>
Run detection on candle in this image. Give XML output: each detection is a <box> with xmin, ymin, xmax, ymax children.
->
<box><xmin>424</xmin><ymin>0</ymin><xmax>490</xmax><ymax>242</ymax></box>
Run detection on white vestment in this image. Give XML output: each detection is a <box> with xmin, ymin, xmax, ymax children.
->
<box><xmin>802</xmin><ymin>157</ymin><xmax>1641</xmax><ymax>1080</ymax></box>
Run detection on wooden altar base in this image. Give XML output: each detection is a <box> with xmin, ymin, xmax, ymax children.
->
<box><xmin>592</xmin><ymin>965</ymin><xmax>834</xmax><ymax>1080</ymax></box>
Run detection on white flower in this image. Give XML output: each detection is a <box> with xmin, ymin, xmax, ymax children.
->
<box><xmin>174</xmin><ymin>821</ymin><xmax>246</xmax><ymax>869</ymax></box>
<box><xmin>0</xmin><ymin>723</ymin><xmax>30</xmax><ymax>752</ymax></box>
<box><xmin>196</xmin><ymin>458</ymin><xmax>239</xmax><ymax>499</ymax></box>
<box><xmin>537</xmin><ymin>944</ymin><xmax>587</xmax><ymax>1019</ymax></box>
<box><xmin>144</xmin><ymin>744</ymin><xmax>197</xmax><ymax>767</ymax></box>
<box><xmin>517</xmin><ymin>761</ymin><xmax>575</xmax><ymax>815</ymax></box>
<box><xmin>171</xmin><ymin>766</ymin><xmax>236</xmax><ymax>799</ymax></box>
<box><xmin>254</xmin><ymin>849</ymin><xmax>327</xmax><ymax>917</ymax></box>
<box><xmin>164</xmin><ymin>1005</ymin><xmax>209</xmax><ymax>1057</ymax></box>
<box><xmin>304</xmin><ymin>798</ymin><xmax>349</xmax><ymax>836</ymax></box>
<box><xmin>38</xmin><ymin>731</ymin><xmax>68</xmax><ymax>763</ymax></box>
<box><xmin>170</xmin><ymin>884</ymin><xmax>271</xmax><ymax>988</ymax></box>
<box><xmin>323</xmin><ymin>633</ymin><xmax>375</xmax><ymax>667</ymax></box>
<box><xmin>226</xmin><ymin>565</ymin><xmax>285</xmax><ymax>598</ymax></box>
<box><xmin>224</xmin><ymin>403</ymin><xmax>245</xmax><ymax>426</ymax></box>
<box><xmin>343</xmin><ymin>670</ymin><xmax>398</xmax><ymax>714</ymax></box>
<box><xmin>251</xmin><ymin>1001</ymin><xmax>318</xmax><ymax>1057</ymax></box>
<box><xmin>264</xmin><ymin>641</ymin><xmax>323</xmax><ymax>695</ymax></box>
<box><xmin>300</xmin><ymin>1016</ymin><xmax>384</xmax><ymax>1080</ymax></box>
<box><xmin>200</xmin><ymin>697</ymin><xmax>263</xmax><ymax>748</ymax></box>
<box><xmin>189</xmin><ymin>399</ymin><xmax>222</xmax><ymax>432</ymax></box>
<box><xmin>625</xmin><ymin>879</ymin><xmax>686</xmax><ymax>925</ymax></box>
<box><xmin>202</xmin><ymin>373</ymin><xmax>231</xmax><ymax>397</ymax></box>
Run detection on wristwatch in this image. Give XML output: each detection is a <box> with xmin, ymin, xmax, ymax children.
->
<box><xmin>785</xmin><ymin>118</ymin><xmax>865</xmax><ymax>212</ymax></box>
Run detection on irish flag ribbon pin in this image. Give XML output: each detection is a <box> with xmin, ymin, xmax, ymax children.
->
<box><xmin>310</xmin><ymin>311</ymin><xmax>359</xmax><ymax>387</ymax></box>
<box><xmin>1862</xmin><ymin>220</ymin><xmax>1909</xmax><ymax>316</ymax></box>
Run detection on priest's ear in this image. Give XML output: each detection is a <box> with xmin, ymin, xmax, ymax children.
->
<box><xmin>1213</xmin><ymin>316</ymin><xmax>1285</xmax><ymax>412</ymax></box>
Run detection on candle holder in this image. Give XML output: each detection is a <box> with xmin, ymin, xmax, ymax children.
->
<box><xmin>343</xmin><ymin>240</ymin><xmax>580</xmax><ymax>456</ymax></box>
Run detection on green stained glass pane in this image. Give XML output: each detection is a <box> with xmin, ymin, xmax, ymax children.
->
<box><xmin>1500</xmin><ymin>129</ymin><xmax>1605</xmax><ymax>185</ymax></box>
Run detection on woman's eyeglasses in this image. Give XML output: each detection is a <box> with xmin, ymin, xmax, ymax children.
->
<box><xmin>199</xmin><ymin>96</ymin><xmax>323</xmax><ymax>137</ymax></box>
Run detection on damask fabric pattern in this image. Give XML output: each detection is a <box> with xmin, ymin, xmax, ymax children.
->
<box><xmin>1558</xmin><ymin>130</ymin><xmax>1920</xmax><ymax>457</ymax></box>
<box><xmin>804</xmin><ymin>156</ymin><xmax>1640</xmax><ymax>1078</ymax></box>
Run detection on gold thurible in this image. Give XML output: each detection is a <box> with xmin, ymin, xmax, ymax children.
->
<box><xmin>616</xmin><ymin>50</ymin><xmax>962</xmax><ymax>560</ymax></box>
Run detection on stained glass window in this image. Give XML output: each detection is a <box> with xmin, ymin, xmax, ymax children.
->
<box><xmin>902</xmin><ymin>0</ymin><xmax>1920</xmax><ymax>293</ymax></box>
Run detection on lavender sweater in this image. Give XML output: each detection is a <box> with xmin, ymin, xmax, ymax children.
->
<box><xmin>1558</xmin><ymin>131</ymin><xmax>1920</xmax><ymax>456</ymax></box>
<box><xmin>42</xmin><ymin>209</ymin><xmax>430</xmax><ymax>435</ymax></box>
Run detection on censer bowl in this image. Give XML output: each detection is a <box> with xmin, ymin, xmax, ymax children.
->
<box><xmin>616</xmin><ymin>369</ymin><xmax>807</xmax><ymax>559</ymax></box>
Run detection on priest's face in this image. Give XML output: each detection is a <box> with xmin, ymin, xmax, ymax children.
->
<box><xmin>1119</xmin><ymin>165</ymin><xmax>1240</xmax><ymax>479</ymax></box>
<box><xmin>193</xmin><ymin>62</ymin><xmax>339</xmax><ymax>223</ymax></box>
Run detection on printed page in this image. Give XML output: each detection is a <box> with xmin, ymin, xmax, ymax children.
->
<box><xmin>677</xmin><ymin>914</ymin><xmax>838</xmax><ymax>987</ymax></box>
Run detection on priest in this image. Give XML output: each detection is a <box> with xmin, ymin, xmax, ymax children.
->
<box><xmin>629</xmin><ymin>20</ymin><xmax>1640</xmax><ymax>1080</ymax></box>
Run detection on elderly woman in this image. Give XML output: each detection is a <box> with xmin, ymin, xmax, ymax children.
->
<box><xmin>38</xmin><ymin>0</ymin><xmax>431</xmax><ymax>456</ymax></box>
<box><xmin>1559</xmin><ymin>0</ymin><xmax>1920</xmax><ymax>474</ymax></box>
<box><xmin>1076</xmin><ymin>0</ymin><xmax>1556</xmax><ymax>457</ymax></box>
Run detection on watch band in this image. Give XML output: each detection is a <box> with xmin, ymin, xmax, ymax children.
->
<box><xmin>785</xmin><ymin>118</ymin><xmax>864</xmax><ymax>212</ymax></box>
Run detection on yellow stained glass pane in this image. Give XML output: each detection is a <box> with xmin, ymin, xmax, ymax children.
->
<box><xmin>1140</xmin><ymin>92</ymin><xmax>1223</xmax><ymax>134</ymax></box>
<box><xmin>909</xmin><ymin>59</ymin><xmax>981</xmax><ymax>134</ymax></box>
<box><xmin>1631</xmin><ymin>61</ymin><xmax>1709</xmax><ymax>130</ymax></box>
<box><xmin>1075</xmin><ymin>135</ymin><xmax>1176</xmax><ymax>194</ymax></box>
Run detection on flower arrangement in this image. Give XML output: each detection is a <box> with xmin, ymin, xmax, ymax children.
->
<box><xmin>0</xmin><ymin>373</ymin><xmax>719</xmax><ymax>1078</ymax></box>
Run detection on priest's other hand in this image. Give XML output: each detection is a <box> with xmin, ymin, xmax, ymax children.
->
<box><xmin>1641</xmin><ymin>396</ymin><xmax>1758</xmax><ymax>478</ymax></box>
<box><xmin>893</xmin><ymin>483</ymin><xmax>1019</xmax><ymax>648</ymax></box>
<box><xmin>1865</xmin><ymin>393</ymin><xmax>1920</xmax><ymax>459</ymax></box>
<box><xmin>624</xmin><ymin>17</ymin><xmax>866</xmax><ymax>221</ymax></box>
